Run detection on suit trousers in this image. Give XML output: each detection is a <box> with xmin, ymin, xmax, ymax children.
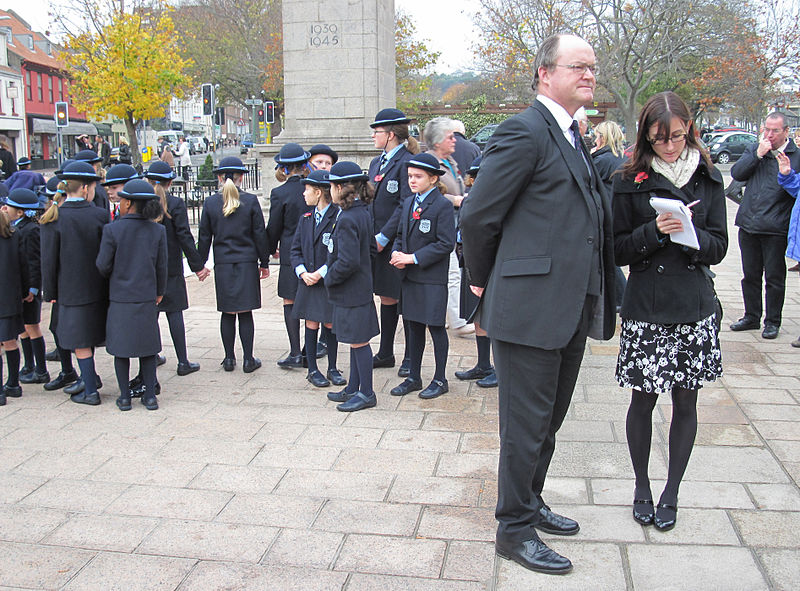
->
<box><xmin>738</xmin><ymin>228</ymin><xmax>788</xmax><ymax>326</ymax></box>
<box><xmin>446</xmin><ymin>250</ymin><xmax>465</xmax><ymax>329</ymax></box>
<box><xmin>493</xmin><ymin>295</ymin><xmax>593</xmax><ymax>543</ymax></box>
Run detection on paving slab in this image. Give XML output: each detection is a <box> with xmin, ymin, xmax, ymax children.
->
<box><xmin>262</xmin><ymin>528</ymin><xmax>344</xmax><ymax>569</ymax></box>
<box><xmin>43</xmin><ymin>513</ymin><xmax>159</xmax><ymax>552</ymax></box>
<box><xmin>335</xmin><ymin>533</ymin><xmax>447</xmax><ymax>577</ymax></box>
<box><xmin>730</xmin><ymin>510</ymin><xmax>800</xmax><ymax>547</ymax></box>
<box><xmin>757</xmin><ymin>548</ymin><xmax>800</xmax><ymax>591</ymax></box>
<box><xmin>313</xmin><ymin>499</ymin><xmax>421</xmax><ymax>536</ymax></box>
<box><xmin>0</xmin><ymin>540</ymin><xmax>94</xmax><ymax>589</ymax></box>
<box><xmin>62</xmin><ymin>552</ymin><xmax>196</xmax><ymax>591</ymax></box>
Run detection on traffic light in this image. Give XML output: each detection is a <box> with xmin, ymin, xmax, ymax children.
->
<box><xmin>264</xmin><ymin>101</ymin><xmax>275</xmax><ymax>124</ymax></box>
<box><xmin>215</xmin><ymin>107</ymin><xmax>225</xmax><ymax>126</ymax></box>
<box><xmin>55</xmin><ymin>101</ymin><xmax>68</xmax><ymax>127</ymax></box>
<box><xmin>257</xmin><ymin>108</ymin><xmax>265</xmax><ymax>124</ymax></box>
<box><xmin>201</xmin><ymin>83</ymin><xmax>213</xmax><ymax>116</ymax></box>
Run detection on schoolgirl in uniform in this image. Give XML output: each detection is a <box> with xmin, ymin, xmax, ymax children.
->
<box><xmin>96</xmin><ymin>180</ymin><xmax>167</xmax><ymax>411</ymax></box>
<box><xmin>197</xmin><ymin>157</ymin><xmax>270</xmax><ymax>373</ymax></box>
<box><xmin>368</xmin><ymin>108</ymin><xmax>420</xmax><ymax>376</ymax></box>
<box><xmin>455</xmin><ymin>157</ymin><xmax>496</xmax><ymax>388</ymax></box>
<box><xmin>290</xmin><ymin>169</ymin><xmax>344</xmax><ymax>388</ymax></box>
<box><xmin>324</xmin><ymin>161</ymin><xmax>380</xmax><ymax>412</ymax></box>
<box><xmin>389</xmin><ymin>153</ymin><xmax>456</xmax><ymax>400</ymax></box>
<box><xmin>40</xmin><ymin>161</ymin><xmax>109</xmax><ymax>406</ymax></box>
<box><xmin>2</xmin><ymin>189</ymin><xmax>48</xmax><ymax>386</ymax></box>
<box><xmin>308</xmin><ymin>144</ymin><xmax>338</xmax><ymax>171</ymax></box>
<box><xmin>73</xmin><ymin>150</ymin><xmax>110</xmax><ymax>213</ymax></box>
<box><xmin>39</xmin><ymin>176</ymin><xmax>81</xmax><ymax>391</ymax></box>
<box><xmin>266</xmin><ymin>143</ymin><xmax>314</xmax><ymax>367</ymax></box>
<box><xmin>145</xmin><ymin>161</ymin><xmax>206</xmax><ymax>376</ymax></box>
<box><xmin>102</xmin><ymin>163</ymin><xmax>140</xmax><ymax>220</ymax></box>
<box><xmin>0</xmin><ymin>198</ymin><xmax>29</xmax><ymax>404</ymax></box>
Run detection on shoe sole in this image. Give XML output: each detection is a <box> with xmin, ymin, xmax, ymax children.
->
<box><xmin>495</xmin><ymin>549</ymin><xmax>573</xmax><ymax>575</ymax></box>
<box><xmin>534</xmin><ymin>524</ymin><xmax>580</xmax><ymax>536</ymax></box>
<box><xmin>177</xmin><ymin>367</ymin><xmax>200</xmax><ymax>376</ymax></box>
<box><xmin>243</xmin><ymin>364</ymin><xmax>262</xmax><ymax>374</ymax></box>
<box><xmin>391</xmin><ymin>385</ymin><xmax>422</xmax><ymax>396</ymax></box>
<box><xmin>336</xmin><ymin>400</ymin><xmax>377</xmax><ymax>412</ymax></box>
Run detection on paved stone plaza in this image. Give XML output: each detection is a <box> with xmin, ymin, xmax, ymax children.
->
<box><xmin>0</xmin><ymin>202</ymin><xmax>798</xmax><ymax>590</ymax></box>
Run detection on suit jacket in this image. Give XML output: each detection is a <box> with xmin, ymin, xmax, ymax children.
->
<box><xmin>162</xmin><ymin>193</ymin><xmax>204</xmax><ymax>275</ymax></box>
<box><xmin>392</xmin><ymin>188</ymin><xmax>456</xmax><ymax>285</ymax></box>
<box><xmin>267</xmin><ymin>176</ymin><xmax>312</xmax><ymax>263</ymax></box>
<box><xmin>290</xmin><ymin>204</ymin><xmax>339</xmax><ymax>272</ymax></box>
<box><xmin>324</xmin><ymin>201</ymin><xmax>374</xmax><ymax>307</ymax></box>
<box><xmin>40</xmin><ymin>200</ymin><xmax>109</xmax><ymax>304</ymax></box>
<box><xmin>368</xmin><ymin>145</ymin><xmax>415</xmax><ymax>241</ymax></box>
<box><xmin>460</xmin><ymin>100</ymin><xmax>616</xmax><ymax>350</ymax></box>
<box><xmin>197</xmin><ymin>190</ymin><xmax>269</xmax><ymax>267</ymax></box>
<box><xmin>96</xmin><ymin>214</ymin><xmax>168</xmax><ymax>303</ymax></box>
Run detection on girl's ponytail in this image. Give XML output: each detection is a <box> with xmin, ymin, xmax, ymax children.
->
<box><xmin>222</xmin><ymin>174</ymin><xmax>240</xmax><ymax>217</ymax></box>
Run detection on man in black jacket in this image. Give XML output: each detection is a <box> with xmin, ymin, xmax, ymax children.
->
<box><xmin>730</xmin><ymin>111</ymin><xmax>800</xmax><ymax>339</ymax></box>
<box><xmin>0</xmin><ymin>135</ymin><xmax>16</xmax><ymax>179</ymax></box>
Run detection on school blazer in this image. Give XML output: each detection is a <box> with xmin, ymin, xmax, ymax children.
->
<box><xmin>40</xmin><ymin>200</ymin><xmax>109</xmax><ymax>305</ymax></box>
<box><xmin>96</xmin><ymin>214</ymin><xmax>168</xmax><ymax>303</ymax></box>
<box><xmin>266</xmin><ymin>176</ymin><xmax>312</xmax><ymax>263</ymax></box>
<box><xmin>0</xmin><ymin>231</ymin><xmax>29</xmax><ymax>318</ymax></box>
<box><xmin>368</xmin><ymin>146</ymin><xmax>415</xmax><ymax>241</ymax></box>
<box><xmin>324</xmin><ymin>201</ymin><xmax>375</xmax><ymax>307</ymax></box>
<box><xmin>197</xmin><ymin>191</ymin><xmax>270</xmax><ymax>267</ymax></box>
<box><xmin>16</xmin><ymin>217</ymin><xmax>41</xmax><ymax>291</ymax></box>
<box><xmin>163</xmin><ymin>193</ymin><xmax>205</xmax><ymax>275</ymax></box>
<box><xmin>290</xmin><ymin>205</ymin><xmax>339</xmax><ymax>273</ymax></box>
<box><xmin>392</xmin><ymin>188</ymin><xmax>456</xmax><ymax>285</ymax></box>
<box><xmin>460</xmin><ymin>100</ymin><xmax>617</xmax><ymax>349</ymax></box>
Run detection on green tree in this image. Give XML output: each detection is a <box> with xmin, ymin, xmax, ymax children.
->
<box><xmin>395</xmin><ymin>9</ymin><xmax>441</xmax><ymax>110</ymax></box>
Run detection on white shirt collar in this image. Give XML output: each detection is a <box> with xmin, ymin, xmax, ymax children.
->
<box><xmin>536</xmin><ymin>94</ymin><xmax>576</xmax><ymax>135</ymax></box>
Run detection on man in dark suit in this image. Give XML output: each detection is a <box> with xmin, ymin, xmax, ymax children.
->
<box><xmin>460</xmin><ymin>34</ymin><xmax>616</xmax><ymax>575</ymax></box>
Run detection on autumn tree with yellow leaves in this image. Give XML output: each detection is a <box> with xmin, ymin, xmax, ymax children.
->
<box><xmin>58</xmin><ymin>1</ymin><xmax>191</xmax><ymax>166</ymax></box>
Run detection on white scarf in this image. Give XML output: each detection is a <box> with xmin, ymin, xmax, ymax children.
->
<box><xmin>651</xmin><ymin>147</ymin><xmax>700</xmax><ymax>189</ymax></box>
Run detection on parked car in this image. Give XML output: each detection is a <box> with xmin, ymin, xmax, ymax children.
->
<box><xmin>470</xmin><ymin>124</ymin><xmax>499</xmax><ymax>150</ymax></box>
<box><xmin>709</xmin><ymin>132</ymin><xmax>758</xmax><ymax>164</ymax></box>
<box><xmin>240</xmin><ymin>134</ymin><xmax>254</xmax><ymax>154</ymax></box>
<box><xmin>188</xmin><ymin>136</ymin><xmax>205</xmax><ymax>154</ymax></box>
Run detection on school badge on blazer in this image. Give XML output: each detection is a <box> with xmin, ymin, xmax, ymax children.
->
<box><xmin>386</xmin><ymin>180</ymin><xmax>399</xmax><ymax>193</ymax></box>
<box><xmin>419</xmin><ymin>219</ymin><xmax>431</xmax><ymax>233</ymax></box>
<box><xmin>322</xmin><ymin>232</ymin><xmax>331</xmax><ymax>247</ymax></box>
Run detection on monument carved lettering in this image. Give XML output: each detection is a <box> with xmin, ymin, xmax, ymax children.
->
<box><xmin>309</xmin><ymin>23</ymin><xmax>339</xmax><ymax>47</ymax></box>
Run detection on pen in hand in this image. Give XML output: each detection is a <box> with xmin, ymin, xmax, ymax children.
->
<box><xmin>686</xmin><ymin>200</ymin><xmax>701</xmax><ymax>208</ymax></box>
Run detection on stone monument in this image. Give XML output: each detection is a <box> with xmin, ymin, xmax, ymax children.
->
<box><xmin>254</xmin><ymin>0</ymin><xmax>397</xmax><ymax>191</ymax></box>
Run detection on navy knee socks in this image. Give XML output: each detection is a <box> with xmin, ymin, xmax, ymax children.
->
<box><xmin>353</xmin><ymin>344</ymin><xmax>373</xmax><ymax>396</ymax></box>
<box><xmin>76</xmin><ymin>356</ymin><xmax>98</xmax><ymax>393</ymax></box>
<box><xmin>238</xmin><ymin>312</ymin><xmax>255</xmax><ymax>361</ymax></box>
<box><xmin>283</xmin><ymin>304</ymin><xmax>301</xmax><ymax>356</ymax></box>
<box><xmin>4</xmin><ymin>349</ymin><xmax>20</xmax><ymax>386</ymax></box>
<box><xmin>165</xmin><ymin>311</ymin><xmax>189</xmax><ymax>365</ymax></box>
<box><xmin>429</xmin><ymin>325</ymin><xmax>449</xmax><ymax>382</ymax></box>
<box><xmin>305</xmin><ymin>327</ymin><xmax>319</xmax><ymax>373</ymax></box>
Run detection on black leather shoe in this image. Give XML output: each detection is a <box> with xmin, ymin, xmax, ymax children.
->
<box><xmin>730</xmin><ymin>317</ymin><xmax>760</xmax><ymax>331</ymax></box>
<box><xmin>327</xmin><ymin>368</ymin><xmax>346</xmax><ymax>386</ymax></box>
<box><xmin>477</xmin><ymin>370</ymin><xmax>498</xmax><ymax>388</ymax></box>
<box><xmin>64</xmin><ymin>375</ymin><xmax>102</xmax><ymax>396</ymax></box>
<box><xmin>156</xmin><ymin>354</ymin><xmax>167</xmax><ymax>366</ymax></box>
<box><xmin>390</xmin><ymin>378</ymin><xmax>423</xmax><ymax>396</ymax></box>
<box><xmin>116</xmin><ymin>396</ymin><xmax>132</xmax><ymax>411</ymax></box>
<box><xmin>19</xmin><ymin>366</ymin><xmax>34</xmax><ymax>381</ymax></box>
<box><xmin>0</xmin><ymin>390</ymin><xmax>5</xmax><ymax>406</ymax></box>
<box><xmin>71</xmin><ymin>390</ymin><xmax>100</xmax><ymax>405</ymax></box>
<box><xmin>495</xmin><ymin>537</ymin><xmax>572</xmax><ymax>575</ymax></box>
<box><xmin>44</xmin><ymin>370</ymin><xmax>79</xmax><ymax>391</ymax></box>
<box><xmin>3</xmin><ymin>384</ymin><xmax>22</xmax><ymax>398</ymax></box>
<box><xmin>19</xmin><ymin>370</ymin><xmax>51</xmax><ymax>384</ymax></box>
<box><xmin>141</xmin><ymin>393</ymin><xmax>159</xmax><ymax>410</ymax></box>
<box><xmin>177</xmin><ymin>361</ymin><xmax>200</xmax><ymax>376</ymax></box>
<box><xmin>337</xmin><ymin>390</ymin><xmax>377</xmax><ymax>412</ymax></box>
<box><xmin>307</xmin><ymin>370</ymin><xmax>330</xmax><ymax>388</ymax></box>
<box><xmin>633</xmin><ymin>499</ymin><xmax>654</xmax><ymax>526</ymax></box>
<box><xmin>130</xmin><ymin>381</ymin><xmax>161</xmax><ymax>398</ymax></box>
<box><xmin>534</xmin><ymin>505</ymin><xmax>580</xmax><ymax>535</ymax></box>
<box><xmin>243</xmin><ymin>358</ymin><xmax>262</xmax><ymax>373</ymax></box>
<box><xmin>222</xmin><ymin>358</ymin><xmax>236</xmax><ymax>372</ymax></box>
<box><xmin>277</xmin><ymin>354</ymin><xmax>303</xmax><ymax>368</ymax></box>
<box><xmin>372</xmin><ymin>354</ymin><xmax>396</xmax><ymax>368</ymax></box>
<box><xmin>454</xmin><ymin>365</ymin><xmax>493</xmax><ymax>381</ymax></box>
<box><xmin>419</xmin><ymin>379</ymin><xmax>448</xmax><ymax>400</ymax></box>
<box><xmin>316</xmin><ymin>342</ymin><xmax>327</xmax><ymax>359</ymax></box>
<box><xmin>327</xmin><ymin>388</ymin><xmax>354</xmax><ymax>403</ymax></box>
<box><xmin>654</xmin><ymin>503</ymin><xmax>677</xmax><ymax>531</ymax></box>
<box><xmin>45</xmin><ymin>349</ymin><xmax>60</xmax><ymax>362</ymax></box>
<box><xmin>397</xmin><ymin>358</ymin><xmax>410</xmax><ymax>377</ymax></box>
<box><xmin>762</xmin><ymin>324</ymin><xmax>780</xmax><ymax>339</ymax></box>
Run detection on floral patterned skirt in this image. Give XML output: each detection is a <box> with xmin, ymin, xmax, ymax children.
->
<box><xmin>615</xmin><ymin>314</ymin><xmax>722</xmax><ymax>394</ymax></box>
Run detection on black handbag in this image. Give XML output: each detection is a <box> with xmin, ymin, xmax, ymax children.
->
<box><xmin>701</xmin><ymin>265</ymin><xmax>723</xmax><ymax>332</ymax></box>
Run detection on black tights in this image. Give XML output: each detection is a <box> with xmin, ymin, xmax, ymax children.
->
<box><xmin>220</xmin><ymin>312</ymin><xmax>256</xmax><ymax>361</ymax></box>
<box><xmin>626</xmin><ymin>387</ymin><xmax>698</xmax><ymax>504</ymax></box>
<box><xmin>164</xmin><ymin>311</ymin><xmax>188</xmax><ymax>364</ymax></box>
<box><xmin>407</xmin><ymin>321</ymin><xmax>448</xmax><ymax>382</ymax></box>
<box><xmin>115</xmin><ymin>355</ymin><xmax>157</xmax><ymax>399</ymax></box>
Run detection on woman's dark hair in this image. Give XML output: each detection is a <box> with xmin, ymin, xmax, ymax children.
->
<box><xmin>336</xmin><ymin>180</ymin><xmax>375</xmax><ymax>209</ymax></box>
<box><xmin>275</xmin><ymin>162</ymin><xmax>310</xmax><ymax>182</ymax></box>
<box><xmin>622</xmin><ymin>91</ymin><xmax>711</xmax><ymax>178</ymax></box>
<box><xmin>0</xmin><ymin>210</ymin><xmax>12</xmax><ymax>238</ymax></box>
<box><xmin>384</xmin><ymin>123</ymin><xmax>420</xmax><ymax>154</ymax></box>
<box><xmin>127</xmin><ymin>198</ymin><xmax>164</xmax><ymax>222</ymax></box>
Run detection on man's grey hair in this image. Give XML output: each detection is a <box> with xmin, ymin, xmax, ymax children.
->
<box><xmin>531</xmin><ymin>34</ymin><xmax>564</xmax><ymax>92</ymax></box>
<box><xmin>452</xmin><ymin>120</ymin><xmax>466</xmax><ymax>135</ymax></box>
<box><xmin>424</xmin><ymin>117</ymin><xmax>456</xmax><ymax>148</ymax></box>
<box><xmin>766</xmin><ymin>111</ymin><xmax>789</xmax><ymax>129</ymax></box>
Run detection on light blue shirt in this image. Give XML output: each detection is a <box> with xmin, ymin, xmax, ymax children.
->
<box><xmin>295</xmin><ymin>204</ymin><xmax>333</xmax><ymax>278</ymax></box>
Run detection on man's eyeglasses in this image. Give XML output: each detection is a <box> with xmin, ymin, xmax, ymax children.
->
<box><xmin>764</xmin><ymin>127</ymin><xmax>787</xmax><ymax>135</ymax></box>
<box><xmin>554</xmin><ymin>63</ymin><xmax>598</xmax><ymax>76</ymax></box>
<box><xmin>648</xmin><ymin>132</ymin><xmax>688</xmax><ymax>146</ymax></box>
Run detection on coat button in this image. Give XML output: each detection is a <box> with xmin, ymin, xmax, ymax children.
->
<box><xmin>657</xmin><ymin>265</ymin><xmax>665</xmax><ymax>274</ymax></box>
<box><xmin>642</xmin><ymin>259</ymin><xmax>649</xmax><ymax>266</ymax></box>
<box><xmin>587</xmin><ymin>236</ymin><xmax>594</xmax><ymax>244</ymax></box>
<box><xmin>687</xmin><ymin>264</ymin><xmax>696</xmax><ymax>271</ymax></box>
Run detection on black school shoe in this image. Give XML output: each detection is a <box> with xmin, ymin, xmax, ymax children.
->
<box><xmin>327</xmin><ymin>388</ymin><xmax>354</xmax><ymax>403</ymax></box>
<box><xmin>372</xmin><ymin>354</ymin><xmax>395</xmax><ymax>368</ymax></box>
<box><xmin>45</xmin><ymin>349</ymin><xmax>60</xmax><ymax>362</ymax></box>
<box><xmin>476</xmin><ymin>370</ymin><xmax>498</xmax><ymax>388</ymax></box>
<box><xmin>397</xmin><ymin>358</ymin><xmax>411</xmax><ymax>377</ymax></box>
<box><xmin>277</xmin><ymin>354</ymin><xmax>303</xmax><ymax>368</ymax></box>
<box><xmin>64</xmin><ymin>376</ymin><xmax>103</xmax><ymax>396</ymax></box>
<box><xmin>3</xmin><ymin>384</ymin><xmax>22</xmax><ymax>398</ymax></box>
<box><xmin>454</xmin><ymin>365</ymin><xmax>493</xmax><ymax>381</ymax></box>
<box><xmin>18</xmin><ymin>366</ymin><xmax>34</xmax><ymax>381</ymax></box>
<box><xmin>419</xmin><ymin>379</ymin><xmax>448</xmax><ymax>400</ymax></box>
<box><xmin>177</xmin><ymin>361</ymin><xmax>200</xmax><ymax>376</ymax></box>
<box><xmin>336</xmin><ymin>390</ymin><xmax>376</xmax><ymax>412</ymax></box>
<box><xmin>44</xmin><ymin>370</ymin><xmax>79</xmax><ymax>391</ymax></box>
<box><xmin>390</xmin><ymin>378</ymin><xmax>423</xmax><ymax>396</ymax></box>
<box><xmin>327</xmin><ymin>368</ymin><xmax>346</xmax><ymax>386</ymax></box>
<box><xmin>130</xmin><ymin>381</ymin><xmax>161</xmax><ymax>398</ymax></box>
<box><xmin>222</xmin><ymin>358</ymin><xmax>236</xmax><ymax>372</ymax></box>
<box><xmin>116</xmin><ymin>395</ymin><xmax>132</xmax><ymax>411</ymax></box>
<box><xmin>141</xmin><ymin>393</ymin><xmax>159</xmax><ymax>410</ymax></box>
<box><xmin>243</xmin><ymin>358</ymin><xmax>262</xmax><ymax>373</ymax></box>
<box><xmin>70</xmin><ymin>390</ymin><xmax>100</xmax><ymax>405</ymax></box>
<box><xmin>20</xmin><ymin>370</ymin><xmax>51</xmax><ymax>384</ymax></box>
<box><xmin>157</xmin><ymin>354</ymin><xmax>167</xmax><ymax>366</ymax></box>
<box><xmin>306</xmin><ymin>370</ymin><xmax>330</xmax><ymax>388</ymax></box>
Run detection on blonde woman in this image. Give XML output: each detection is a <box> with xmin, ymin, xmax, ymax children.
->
<box><xmin>197</xmin><ymin>157</ymin><xmax>270</xmax><ymax>373</ymax></box>
<box><xmin>592</xmin><ymin>120</ymin><xmax>627</xmax><ymax>190</ymax></box>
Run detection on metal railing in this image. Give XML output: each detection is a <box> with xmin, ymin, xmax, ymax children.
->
<box><xmin>169</xmin><ymin>161</ymin><xmax>260</xmax><ymax>224</ymax></box>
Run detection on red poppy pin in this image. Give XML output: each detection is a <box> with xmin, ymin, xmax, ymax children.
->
<box><xmin>634</xmin><ymin>172</ymin><xmax>648</xmax><ymax>185</ymax></box>
<box><xmin>412</xmin><ymin>207</ymin><xmax>421</xmax><ymax>220</ymax></box>
<box><xmin>374</xmin><ymin>174</ymin><xmax>384</xmax><ymax>182</ymax></box>
<box><xmin>303</xmin><ymin>212</ymin><xmax>312</xmax><ymax>217</ymax></box>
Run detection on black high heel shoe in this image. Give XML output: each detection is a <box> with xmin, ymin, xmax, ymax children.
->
<box><xmin>632</xmin><ymin>499</ymin><xmax>654</xmax><ymax>526</ymax></box>
<box><xmin>654</xmin><ymin>503</ymin><xmax>677</xmax><ymax>531</ymax></box>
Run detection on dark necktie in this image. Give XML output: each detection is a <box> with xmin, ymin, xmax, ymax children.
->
<box><xmin>379</xmin><ymin>153</ymin><xmax>388</xmax><ymax>170</ymax></box>
<box><xmin>570</xmin><ymin>120</ymin><xmax>591</xmax><ymax>175</ymax></box>
<box><xmin>412</xmin><ymin>195</ymin><xmax>422</xmax><ymax>220</ymax></box>
<box><xmin>315</xmin><ymin>211</ymin><xmax>322</xmax><ymax>226</ymax></box>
